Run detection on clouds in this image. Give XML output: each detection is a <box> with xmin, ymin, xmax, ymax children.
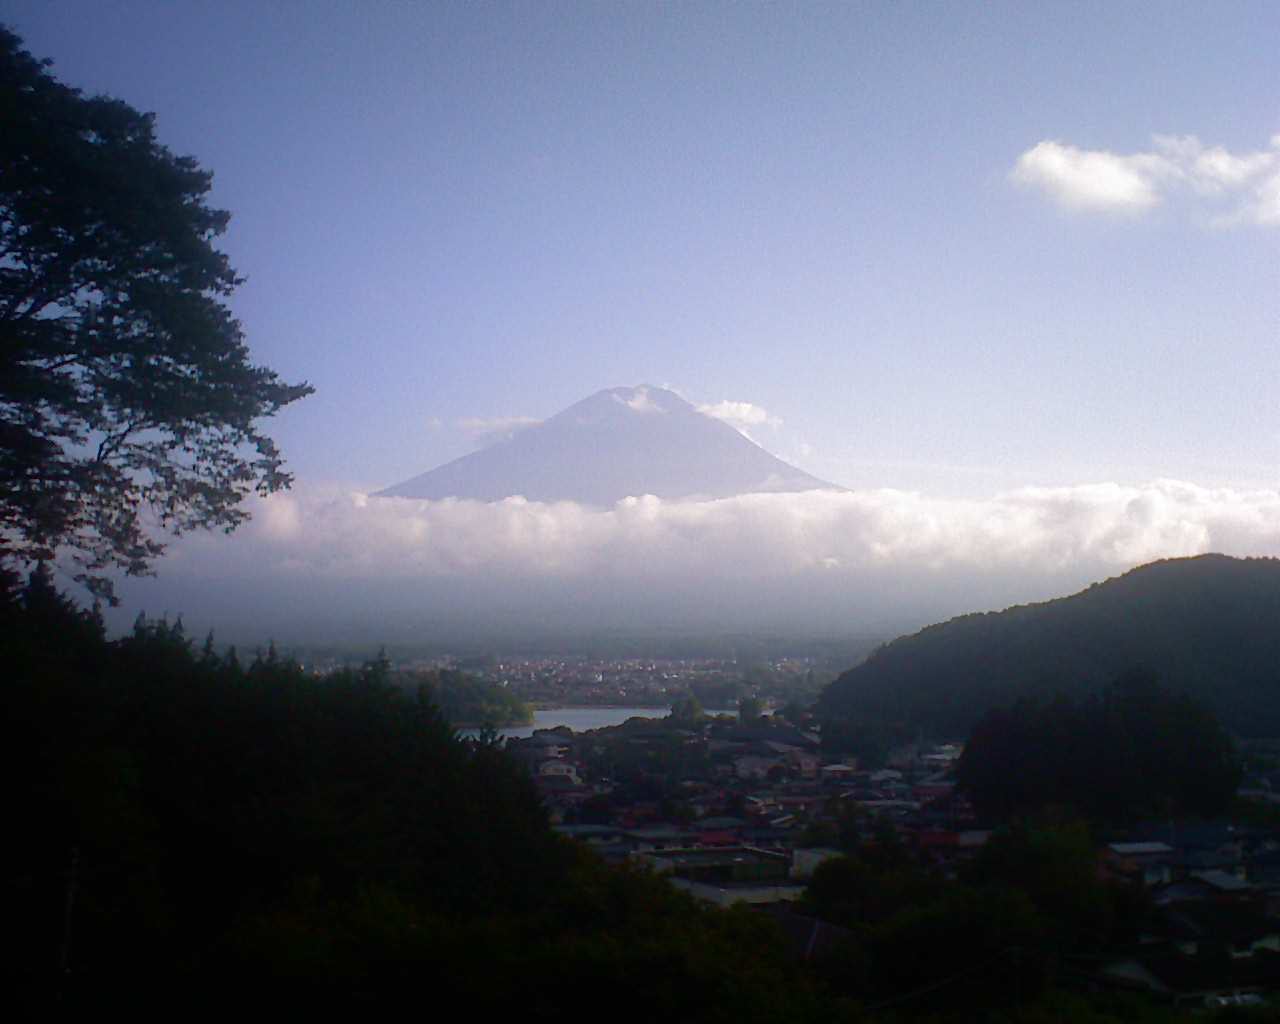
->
<box><xmin>1012</xmin><ymin>135</ymin><xmax>1280</xmax><ymax>225</ymax></box>
<box><xmin>615</xmin><ymin>386</ymin><xmax>663</xmax><ymax>414</ymax></box>
<box><xmin>166</xmin><ymin>478</ymin><xmax>1280</xmax><ymax>584</ymax></box>
<box><xmin>698</xmin><ymin>400</ymin><xmax>782</xmax><ymax>434</ymax></box>
<box><xmin>1011</xmin><ymin>141</ymin><xmax>1164</xmax><ymax>213</ymax></box>
<box><xmin>451</xmin><ymin>395</ymin><xmax>786</xmax><ymax>452</ymax></box>
<box><xmin>112</xmin><ymin>478</ymin><xmax>1280</xmax><ymax>641</ymax></box>
<box><xmin>456</xmin><ymin>415</ymin><xmax>541</xmax><ymax>448</ymax></box>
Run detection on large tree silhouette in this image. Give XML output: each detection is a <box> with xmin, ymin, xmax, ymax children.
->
<box><xmin>0</xmin><ymin>26</ymin><xmax>310</xmax><ymax>599</ymax></box>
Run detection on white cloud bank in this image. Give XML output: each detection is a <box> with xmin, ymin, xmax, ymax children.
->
<box><xmin>172</xmin><ymin>478</ymin><xmax>1280</xmax><ymax>583</ymax></box>
<box><xmin>117</xmin><ymin>478</ymin><xmax>1280</xmax><ymax>641</ymax></box>
<box><xmin>1012</xmin><ymin>135</ymin><xmax>1280</xmax><ymax>225</ymax></box>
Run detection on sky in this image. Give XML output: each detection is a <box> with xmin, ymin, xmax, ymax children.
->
<box><xmin>7</xmin><ymin>2</ymin><xmax>1279</xmax><ymax>645</ymax></box>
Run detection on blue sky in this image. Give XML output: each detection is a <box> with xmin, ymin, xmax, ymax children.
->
<box><xmin>8</xmin><ymin>3</ymin><xmax>1279</xmax><ymax>639</ymax></box>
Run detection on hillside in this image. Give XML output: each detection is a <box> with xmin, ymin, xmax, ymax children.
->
<box><xmin>4</xmin><ymin>573</ymin><xmax>808</xmax><ymax>1015</ymax></box>
<box><xmin>818</xmin><ymin>554</ymin><xmax>1280</xmax><ymax>738</ymax></box>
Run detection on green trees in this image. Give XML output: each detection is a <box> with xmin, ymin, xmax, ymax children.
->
<box><xmin>956</xmin><ymin>669</ymin><xmax>1241</xmax><ymax>822</ymax></box>
<box><xmin>960</xmin><ymin>822</ymin><xmax>1116</xmax><ymax>953</ymax></box>
<box><xmin>2</xmin><ymin>577</ymin><xmax>566</xmax><ymax>1006</ymax></box>
<box><xmin>0</xmin><ymin>27</ymin><xmax>310</xmax><ymax>598</ymax></box>
<box><xmin>801</xmin><ymin>821</ymin><xmax>1166</xmax><ymax>1018</ymax></box>
<box><xmin>406</xmin><ymin>667</ymin><xmax>533</xmax><ymax>727</ymax></box>
<box><xmin>819</xmin><ymin>554</ymin><xmax>1280</xmax><ymax>742</ymax></box>
<box><xmin>669</xmin><ymin>692</ymin><xmax>706</xmax><ymax>722</ymax></box>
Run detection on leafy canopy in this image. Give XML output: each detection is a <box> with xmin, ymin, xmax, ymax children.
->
<box><xmin>955</xmin><ymin>668</ymin><xmax>1241</xmax><ymax>822</ymax></box>
<box><xmin>0</xmin><ymin>27</ymin><xmax>311</xmax><ymax>599</ymax></box>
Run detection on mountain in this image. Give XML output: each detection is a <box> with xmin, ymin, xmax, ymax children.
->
<box><xmin>818</xmin><ymin>554</ymin><xmax>1280</xmax><ymax>738</ymax></box>
<box><xmin>377</xmin><ymin>385</ymin><xmax>838</xmax><ymax>504</ymax></box>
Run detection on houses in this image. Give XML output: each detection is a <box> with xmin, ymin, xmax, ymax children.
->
<box><xmin>527</xmin><ymin>711</ymin><xmax>1280</xmax><ymax>1008</ymax></box>
<box><xmin>635</xmin><ymin>846</ymin><xmax>805</xmax><ymax>907</ymax></box>
<box><xmin>526</xmin><ymin>719</ymin><xmax>989</xmax><ymax>905</ymax></box>
<box><xmin>505</xmin><ymin>708</ymin><xmax>1280</xmax><ymax>1010</ymax></box>
<box><xmin>1104</xmin><ymin>842</ymin><xmax>1177</xmax><ymax>887</ymax></box>
<box><xmin>1100</xmin><ymin>899</ymin><xmax>1280</xmax><ymax>1008</ymax></box>
<box><xmin>1089</xmin><ymin>821</ymin><xmax>1280</xmax><ymax>1006</ymax></box>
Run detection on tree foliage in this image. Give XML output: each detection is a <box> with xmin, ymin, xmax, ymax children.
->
<box><xmin>818</xmin><ymin>554</ymin><xmax>1280</xmax><ymax>740</ymax></box>
<box><xmin>955</xmin><ymin>668</ymin><xmax>1241</xmax><ymax>822</ymax></box>
<box><xmin>803</xmin><ymin>822</ymin><xmax>1169</xmax><ymax>1020</ymax></box>
<box><xmin>399</xmin><ymin>667</ymin><xmax>533</xmax><ymax>727</ymax></box>
<box><xmin>738</xmin><ymin>695</ymin><xmax>765</xmax><ymax>724</ymax></box>
<box><xmin>959</xmin><ymin>821</ymin><xmax>1116</xmax><ymax>952</ymax></box>
<box><xmin>3</xmin><ymin>575</ymin><xmax>555</xmax><ymax>1005</ymax></box>
<box><xmin>0</xmin><ymin>27</ymin><xmax>311</xmax><ymax>598</ymax></box>
<box><xmin>669</xmin><ymin>692</ymin><xmax>706</xmax><ymax>722</ymax></box>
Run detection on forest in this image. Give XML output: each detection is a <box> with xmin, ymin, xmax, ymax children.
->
<box><xmin>955</xmin><ymin>669</ymin><xmax>1242</xmax><ymax>822</ymax></box>
<box><xmin>3</xmin><ymin>568</ymin><xmax>810</xmax><ymax>1016</ymax></box>
<box><xmin>819</xmin><ymin>554</ymin><xmax>1280</xmax><ymax>743</ymax></box>
<box><xmin>395</xmin><ymin>667</ymin><xmax>533</xmax><ymax>728</ymax></box>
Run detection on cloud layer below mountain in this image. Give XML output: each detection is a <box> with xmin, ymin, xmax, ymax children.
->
<box><xmin>115</xmin><ymin>479</ymin><xmax>1280</xmax><ymax>643</ymax></box>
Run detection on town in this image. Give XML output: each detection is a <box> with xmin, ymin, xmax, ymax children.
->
<box><xmin>502</xmin><ymin>703</ymin><xmax>1280</xmax><ymax>1011</ymax></box>
<box><xmin>408</xmin><ymin>652</ymin><xmax>837</xmax><ymax>710</ymax></box>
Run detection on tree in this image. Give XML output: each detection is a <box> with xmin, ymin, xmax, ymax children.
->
<box><xmin>961</xmin><ymin>821</ymin><xmax>1114</xmax><ymax>953</ymax></box>
<box><xmin>955</xmin><ymin>670</ymin><xmax>1241</xmax><ymax>822</ymax></box>
<box><xmin>775</xmin><ymin>698</ymin><xmax>808</xmax><ymax>726</ymax></box>
<box><xmin>0</xmin><ymin>27</ymin><xmax>311</xmax><ymax>600</ymax></box>
<box><xmin>738</xmin><ymin>695</ymin><xmax>764</xmax><ymax>724</ymax></box>
<box><xmin>669</xmin><ymin>693</ymin><xmax>705</xmax><ymax>723</ymax></box>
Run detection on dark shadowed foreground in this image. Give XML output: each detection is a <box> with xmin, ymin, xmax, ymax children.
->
<box><xmin>5</xmin><ymin>568</ymin><xmax>1267</xmax><ymax>1021</ymax></box>
<box><xmin>3</xmin><ymin>568</ymin><xmax>815</xmax><ymax>1018</ymax></box>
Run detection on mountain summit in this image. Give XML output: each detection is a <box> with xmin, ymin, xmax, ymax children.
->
<box><xmin>377</xmin><ymin>385</ymin><xmax>838</xmax><ymax>505</ymax></box>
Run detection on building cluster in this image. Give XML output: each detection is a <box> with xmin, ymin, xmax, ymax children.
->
<box><xmin>506</xmin><ymin>715</ymin><xmax>1280</xmax><ymax>1009</ymax></box>
<box><xmin>459</xmin><ymin>654</ymin><xmax>821</xmax><ymax>706</ymax></box>
<box><xmin>507</xmin><ymin>716</ymin><xmax>974</xmax><ymax>901</ymax></box>
<box><xmin>1098</xmin><ymin>826</ymin><xmax>1280</xmax><ymax>1006</ymax></box>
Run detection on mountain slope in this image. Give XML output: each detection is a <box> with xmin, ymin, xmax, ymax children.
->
<box><xmin>377</xmin><ymin>385</ymin><xmax>838</xmax><ymax>504</ymax></box>
<box><xmin>818</xmin><ymin>554</ymin><xmax>1280</xmax><ymax>737</ymax></box>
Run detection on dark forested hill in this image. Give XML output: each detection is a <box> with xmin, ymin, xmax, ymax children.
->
<box><xmin>818</xmin><ymin>554</ymin><xmax>1280</xmax><ymax>739</ymax></box>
